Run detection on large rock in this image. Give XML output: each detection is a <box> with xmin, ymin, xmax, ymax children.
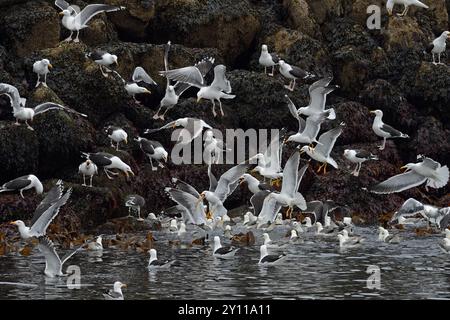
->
<box><xmin>282</xmin><ymin>0</ymin><xmax>321</xmax><ymax>38</ymax></box>
<box><xmin>305</xmin><ymin>0</ymin><xmax>347</xmax><ymax>24</ymax></box>
<box><xmin>0</xmin><ymin>1</ymin><xmax>60</xmax><ymax>57</ymax></box>
<box><xmin>383</xmin><ymin>17</ymin><xmax>427</xmax><ymax>53</ymax></box>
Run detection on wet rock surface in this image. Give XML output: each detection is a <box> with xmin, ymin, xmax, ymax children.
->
<box><xmin>0</xmin><ymin>0</ymin><xmax>449</xmax><ymax>238</ymax></box>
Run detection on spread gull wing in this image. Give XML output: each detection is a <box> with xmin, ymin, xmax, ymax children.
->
<box><xmin>421</xmin><ymin>157</ymin><xmax>440</xmax><ymax>170</ymax></box>
<box><xmin>30</xmin><ymin>180</ymin><xmax>64</xmax><ymax>225</ymax></box>
<box><xmin>281</xmin><ymin>152</ymin><xmax>300</xmax><ymax>198</ymax></box>
<box><xmin>303</xmin><ymin>201</ymin><xmax>324</xmax><ymax>224</ymax></box>
<box><xmin>391</xmin><ymin>198</ymin><xmax>425</xmax><ymax>221</ymax></box>
<box><xmin>37</xmin><ymin>236</ymin><xmax>62</xmax><ymax>275</ymax></box>
<box><xmin>75</xmin><ymin>4</ymin><xmax>123</xmax><ymax>28</ymax></box>
<box><xmin>302</xmin><ymin>113</ymin><xmax>327</xmax><ymax>140</ymax></box>
<box><xmin>211</xmin><ymin>65</ymin><xmax>232</xmax><ymax>93</ymax></box>
<box><xmin>315</xmin><ymin>124</ymin><xmax>344</xmax><ymax>158</ymax></box>
<box><xmin>132</xmin><ymin>67</ymin><xmax>156</xmax><ymax>85</ymax></box>
<box><xmin>308</xmin><ymin>76</ymin><xmax>333</xmax><ymax>94</ymax></box>
<box><xmin>214</xmin><ymin>164</ymin><xmax>250</xmax><ymax>202</ymax></box>
<box><xmin>30</xmin><ymin>188</ymin><xmax>72</xmax><ymax>237</ymax></box>
<box><xmin>166</xmin><ymin>188</ymin><xmax>206</xmax><ymax>225</ymax></box>
<box><xmin>60</xmin><ymin>242</ymin><xmax>85</xmax><ymax>265</ymax></box>
<box><xmin>172</xmin><ymin>178</ymin><xmax>200</xmax><ymax>198</ymax></box>
<box><xmin>258</xmin><ymin>194</ymin><xmax>283</xmax><ymax>226</ymax></box>
<box><xmin>296</xmin><ymin>163</ymin><xmax>309</xmax><ymax>190</ymax></box>
<box><xmin>159</xmin><ymin>66</ymin><xmax>205</xmax><ymax>88</ymax></box>
<box><xmin>285</xmin><ymin>95</ymin><xmax>305</xmax><ymax>132</ymax></box>
<box><xmin>250</xmin><ymin>190</ymin><xmax>270</xmax><ymax>216</ymax></box>
<box><xmin>164</xmin><ymin>41</ymin><xmax>171</xmax><ymax>86</ymax></box>
<box><xmin>55</xmin><ymin>0</ymin><xmax>71</xmax><ymax>11</ymax></box>
<box><xmin>369</xmin><ymin>171</ymin><xmax>427</xmax><ymax>194</ymax></box>
<box><xmin>33</xmin><ymin>102</ymin><xmax>87</xmax><ymax>117</ymax></box>
<box><xmin>208</xmin><ymin>165</ymin><xmax>218</xmax><ymax>192</ymax></box>
<box><xmin>0</xmin><ymin>83</ymin><xmax>22</xmax><ymax>114</ymax></box>
<box><xmin>309</xmin><ymin>85</ymin><xmax>337</xmax><ymax>113</ymax></box>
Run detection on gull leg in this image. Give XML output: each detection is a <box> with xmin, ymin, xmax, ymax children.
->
<box><xmin>127</xmin><ymin>207</ymin><xmax>132</xmax><ymax>217</ymax></box>
<box><xmin>160</xmin><ymin>107</ymin><xmax>170</xmax><ymax>121</ymax></box>
<box><xmin>219</xmin><ymin>99</ymin><xmax>224</xmax><ymax>117</ymax></box>
<box><xmin>89</xmin><ymin>175</ymin><xmax>93</xmax><ymax>187</ymax></box>
<box><xmin>438</xmin><ymin>53</ymin><xmax>442</xmax><ymax>65</ymax></box>
<box><xmin>82</xmin><ymin>174</ymin><xmax>87</xmax><ymax>187</ymax></box>
<box><xmin>212</xmin><ymin>100</ymin><xmax>217</xmax><ymax>117</ymax></box>
<box><xmin>110</xmin><ymin>139</ymin><xmax>114</xmax><ymax>148</ymax></box>
<box><xmin>133</xmin><ymin>95</ymin><xmax>141</xmax><ymax>104</ymax></box>
<box><xmin>20</xmin><ymin>189</ymin><xmax>25</xmax><ymax>199</ymax></box>
<box><xmin>355</xmin><ymin>163</ymin><xmax>361</xmax><ymax>177</ymax></box>
<box><xmin>35</xmin><ymin>74</ymin><xmax>41</xmax><ymax>88</ymax></box>
<box><xmin>291</xmin><ymin>79</ymin><xmax>296</xmax><ymax>91</ymax></box>
<box><xmin>323</xmin><ymin>163</ymin><xmax>328</xmax><ymax>174</ymax></box>
<box><xmin>153</xmin><ymin>106</ymin><xmax>163</xmax><ymax>119</ymax></box>
<box><xmin>14</xmin><ymin>119</ymin><xmax>20</xmax><ymax>126</ymax></box>
<box><xmin>74</xmin><ymin>30</ymin><xmax>80</xmax><ymax>43</ymax></box>
<box><xmin>352</xmin><ymin>164</ymin><xmax>358</xmax><ymax>176</ymax></box>
<box><xmin>99</xmin><ymin>66</ymin><xmax>108</xmax><ymax>78</ymax></box>
<box><xmin>104</xmin><ymin>168</ymin><xmax>116</xmax><ymax>180</ymax></box>
<box><xmin>285</xmin><ymin>81</ymin><xmax>292</xmax><ymax>90</ymax></box>
<box><xmin>137</xmin><ymin>207</ymin><xmax>143</xmax><ymax>221</ymax></box>
<box><xmin>149</xmin><ymin>157</ymin><xmax>157</xmax><ymax>171</ymax></box>
<box><xmin>379</xmin><ymin>138</ymin><xmax>386</xmax><ymax>150</ymax></box>
<box><xmin>64</xmin><ymin>31</ymin><xmax>73</xmax><ymax>42</ymax></box>
<box><xmin>116</xmin><ymin>141</ymin><xmax>120</xmax><ymax>151</ymax></box>
<box><xmin>25</xmin><ymin>121</ymin><xmax>34</xmax><ymax>131</ymax></box>
<box><xmin>264</xmin><ymin>66</ymin><xmax>267</xmax><ymax>75</ymax></box>
<box><xmin>432</xmin><ymin>53</ymin><xmax>436</xmax><ymax>65</ymax></box>
<box><xmin>158</xmin><ymin>161</ymin><xmax>164</xmax><ymax>168</ymax></box>
<box><xmin>316</xmin><ymin>163</ymin><xmax>325</xmax><ymax>173</ymax></box>
<box><xmin>269</xmin><ymin>66</ymin><xmax>275</xmax><ymax>77</ymax></box>
<box><xmin>43</xmin><ymin>73</ymin><xmax>48</xmax><ymax>87</ymax></box>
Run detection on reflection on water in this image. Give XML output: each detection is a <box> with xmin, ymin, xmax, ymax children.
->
<box><xmin>0</xmin><ymin>226</ymin><xmax>449</xmax><ymax>300</ymax></box>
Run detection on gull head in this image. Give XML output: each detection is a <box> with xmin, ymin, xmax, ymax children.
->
<box><xmin>41</xmin><ymin>59</ymin><xmax>52</xmax><ymax>69</ymax></box>
<box><xmin>369</xmin><ymin>109</ymin><xmax>383</xmax><ymax>117</ymax></box>
<box><xmin>343</xmin><ymin>149</ymin><xmax>351</xmax><ymax>157</ymax></box>
<box><xmin>299</xmin><ymin>145</ymin><xmax>313</xmax><ymax>155</ymax></box>
<box><xmin>121</xmin><ymin>164</ymin><xmax>134</xmax><ymax>179</ymax></box>
<box><xmin>278</xmin><ymin>60</ymin><xmax>286</xmax><ymax>67</ymax></box>
<box><xmin>400</xmin><ymin>163</ymin><xmax>415</xmax><ymax>172</ymax></box>
<box><xmin>10</xmin><ymin>220</ymin><xmax>25</xmax><ymax>228</ymax></box>
<box><xmin>290</xmin><ymin>229</ymin><xmax>298</xmax><ymax>239</ymax></box>
<box><xmin>197</xmin><ymin>88</ymin><xmax>208</xmax><ymax>102</ymax></box>
<box><xmin>149</xmin><ymin>248</ymin><xmax>157</xmax><ymax>260</ymax></box>
<box><xmin>261</xmin><ymin>44</ymin><xmax>268</xmax><ymax>52</ymax></box>
<box><xmin>303</xmin><ymin>216</ymin><xmax>312</xmax><ymax>227</ymax></box>
<box><xmin>60</xmin><ymin>9</ymin><xmax>71</xmax><ymax>17</ymax></box>
<box><xmin>112</xmin><ymin>55</ymin><xmax>119</xmax><ymax>66</ymax></box>
<box><xmin>113</xmin><ymin>281</ymin><xmax>127</xmax><ymax>292</ymax></box>
<box><xmin>441</xmin><ymin>30</ymin><xmax>450</xmax><ymax>40</ymax></box>
<box><xmin>263</xmin><ymin>233</ymin><xmax>271</xmax><ymax>243</ymax></box>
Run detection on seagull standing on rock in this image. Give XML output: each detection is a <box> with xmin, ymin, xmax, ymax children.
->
<box><xmin>259</xmin><ymin>44</ymin><xmax>279</xmax><ymax>76</ymax></box>
<box><xmin>134</xmin><ymin>137</ymin><xmax>168</xmax><ymax>171</ymax></box>
<box><xmin>0</xmin><ymin>174</ymin><xmax>43</xmax><ymax>198</ymax></box>
<box><xmin>81</xmin><ymin>152</ymin><xmax>134</xmax><ymax>180</ymax></box>
<box><xmin>370</xmin><ymin>109</ymin><xmax>409</xmax><ymax>151</ymax></box>
<box><xmin>425</xmin><ymin>31</ymin><xmax>450</xmax><ymax>65</ymax></box>
<box><xmin>278</xmin><ymin>60</ymin><xmax>315</xmax><ymax>91</ymax></box>
<box><xmin>33</xmin><ymin>59</ymin><xmax>53</xmax><ymax>88</ymax></box>
<box><xmin>86</xmin><ymin>50</ymin><xmax>118</xmax><ymax>77</ymax></box>
<box><xmin>78</xmin><ymin>160</ymin><xmax>98</xmax><ymax>187</ymax></box>
<box><xmin>105</xmin><ymin>126</ymin><xmax>128</xmax><ymax>151</ymax></box>
<box><xmin>55</xmin><ymin>0</ymin><xmax>125</xmax><ymax>43</ymax></box>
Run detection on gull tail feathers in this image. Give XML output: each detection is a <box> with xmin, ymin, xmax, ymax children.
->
<box><xmin>427</xmin><ymin>165</ymin><xmax>449</xmax><ymax>189</ymax></box>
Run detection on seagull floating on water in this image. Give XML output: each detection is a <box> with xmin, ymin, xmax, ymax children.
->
<box><xmin>258</xmin><ymin>244</ymin><xmax>287</xmax><ymax>265</ymax></box>
<box><xmin>148</xmin><ymin>249</ymin><xmax>175</xmax><ymax>269</ymax></box>
<box><xmin>213</xmin><ymin>236</ymin><xmax>239</xmax><ymax>259</ymax></box>
<box><xmin>103</xmin><ymin>281</ymin><xmax>126</xmax><ymax>300</ymax></box>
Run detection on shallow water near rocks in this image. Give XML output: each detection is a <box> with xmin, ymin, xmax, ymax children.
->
<box><xmin>0</xmin><ymin>226</ymin><xmax>449</xmax><ymax>300</ymax></box>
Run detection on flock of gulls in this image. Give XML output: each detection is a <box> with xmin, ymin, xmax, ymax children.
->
<box><xmin>0</xmin><ymin>0</ymin><xmax>449</xmax><ymax>300</ymax></box>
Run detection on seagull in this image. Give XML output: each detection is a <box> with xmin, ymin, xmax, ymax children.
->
<box><xmin>165</xmin><ymin>187</ymin><xmax>207</xmax><ymax>226</ymax></box>
<box><xmin>299</xmin><ymin>122</ymin><xmax>345</xmax><ymax>174</ymax></box>
<box><xmin>125</xmin><ymin>194</ymin><xmax>146</xmax><ymax>221</ymax></box>
<box><xmin>386</xmin><ymin>0</ymin><xmax>428</xmax><ymax>17</ymax></box>
<box><xmin>86</xmin><ymin>235</ymin><xmax>103</xmax><ymax>251</ymax></box>
<box><xmin>153</xmin><ymin>41</ymin><xmax>191</xmax><ymax>120</ymax></box>
<box><xmin>338</xmin><ymin>230</ymin><xmax>364</xmax><ymax>249</ymax></box>
<box><xmin>145</xmin><ymin>117</ymin><xmax>212</xmax><ymax>145</ymax></box>
<box><xmin>0</xmin><ymin>174</ymin><xmax>43</xmax><ymax>198</ymax></box>
<box><xmin>302</xmin><ymin>200</ymin><xmax>343</xmax><ymax>225</ymax></box>
<box><xmin>86</xmin><ymin>50</ymin><xmax>118</xmax><ymax>77</ymax></box>
<box><xmin>284</xmin><ymin>95</ymin><xmax>331</xmax><ymax>145</ymax></box>
<box><xmin>0</xmin><ymin>83</ymin><xmax>87</xmax><ymax>130</ymax></box>
<box><xmin>257</xmin><ymin>153</ymin><xmax>308</xmax><ymax>226</ymax></box>
<box><xmin>370</xmin><ymin>109</ymin><xmax>409</xmax><ymax>150</ymax></box>
<box><xmin>251</xmin><ymin>133</ymin><xmax>284</xmax><ymax>183</ymax></box>
<box><xmin>243</xmin><ymin>211</ymin><xmax>258</xmax><ymax>226</ymax></box>
<box><xmin>78</xmin><ymin>160</ymin><xmax>98</xmax><ymax>187</ymax></box>
<box><xmin>104</xmin><ymin>126</ymin><xmax>128</xmax><ymax>151</ymax></box>
<box><xmin>37</xmin><ymin>236</ymin><xmax>83</xmax><ymax>277</ymax></box>
<box><xmin>368</xmin><ymin>155</ymin><xmax>449</xmax><ymax>194</ymax></box>
<box><xmin>159</xmin><ymin>59</ymin><xmax>235</xmax><ymax>117</ymax></box>
<box><xmin>33</xmin><ymin>59</ymin><xmax>53</xmax><ymax>88</ymax></box>
<box><xmin>213</xmin><ymin>236</ymin><xmax>239</xmax><ymax>259</ymax></box>
<box><xmin>296</xmin><ymin>77</ymin><xmax>338</xmax><ymax>120</ymax></box>
<box><xmin>343</xmin><ymin>149</ymin><xmax>378</xmax><ymax>176</ymax></box>
<box><xmin>259</xmin><ymin>44</ymin><xmax>280</xmax><ymax>76</ymax></box>
<box><xmin>239</xmin><ymin>174</ymin><xmax>273</xmax><ymax>194</ymax></box>
<box><xmin>258</xmin><ymin>245</ymin><xmax>287</xmax><ymax>265</ymax></box>
<box><xmin>249</xmin><ymin>190</ymin><xmax>271</xmax><ymax>217</ymax></box>
<box><xmin>55</xmin><ymin>0</ymin><xmax>125</xmax><ymax>42</ymax></box>
<box><xmin>119</xmin><ymin>67</ymin><xmax>157</xmax><ymax>104</ymax></box>
<box><xmin>103</xmin><ymin>281</ymin><xmax>127</xmax><ymax>300</ymax></box>
<box><xmin>438</xmin><ymin>238</ymin><xmax>450</xmax><ymax>253</ymax></box>
<box><xmin>204</xmin><ymin>130</ymin><xmax>229</xmax><ymax>165</ymax></box>
<box><xmin>10</xmin><ymin>181</ymin><xmax>70</xmax><ymax>239</ymax></box>
<box><xmin>81</xmin><ymin>152</ymin><xmax>134</xmax><ymax>180</ymax></box>
<box><xmin>148</xmin><ymin>249</ymin><xmax>175</xmax><ymax>269</ymax></box>
<box><xmin>302</xmin><ymin>216</ymin><xmax>314</xmax><ymax>230</ymax></box>
<box><xmin>315</xmin><ymin>222</ymin><xmax>338</xmax><ymax>237</ymax></box>
<box><xmin>391</xmin><ymin>197</ymin><xmax>450</xmax><ymax>229</ymax></box>
<box><xmin>134</xmin><ymin>137</ymin><xmax>168</xmax><ymax>171</ymax></box>
<box><xmin>197</xmin><ymin>163</ymin><xmax>250</xmax><ymax>219</ymax></box>
<box><xmin>425</xmin><ymin>31</ymin><xmax>450</xmax><ymax>65</ymax></box>
<box><xmin>378</xmin><ymin>227</ymin><xmax>401</xmax><ymax>243</ymax></box>
<box><xmin>169</xmin><ymin>219</ymin><xmax>178</xmax><ymax>232</ymax></box>
<box><xmin>278</xmin><ymin>60</ymin><xmax>315</xmax><ymax>91</ymax></box>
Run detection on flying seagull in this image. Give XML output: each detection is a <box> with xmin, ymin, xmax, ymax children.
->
<box><xmin>0</xmin><ymin>174</ymin><xmax>43</xmax><ymax>198</ymax></box>
<box><xmin>81</xmin><ymin>152</ymin><xmax>134</xmax><ymax>180</ymax></box>
<box><xmin>118</xmin><ymin>67</ymin><xmax>157</xmax><ymax>104</ymax></box>
<box><xmin>165</xmin><ymin>185</ymin><xmax>207</xmax><ymax>226</ymax></box>
<box><xmin>37</xmin><ymin>236</ymin><xmax>83</xmax><ymax>277</ymax></box>
<box><xmin>86</xmin><ymin>50</ymin><xmax>118</xmax><ymax>77</ymax></box>
<box><xmin>278</xmin><ymin>60</ymin><xmax>315</xmax><ymax>91</ymax></box>
<box><xmin>368</xmin><ymin>155</ymin><xmax>449</xmax><ymax>194</ymax></box>
<box><xmin>55</xmin><ymin>0</ymin><xmax>125</xmax><ymax>42</ymax></box>
<box><xmin>284</xmin><ymin>95</ymin><xmax>331</xmax><ymax>145</ymax></box>
<box><xmin>257</xmin><ymin>152</ymin><xmax>308</xmax><ymax>226</ymax></box>
<box><xmin>343</xmin><ymin>149</ymin><xmax>378</xmax><ymax>177</ymax></box>
<box><xmin>33</xmin><ymin>59</ymin><xmax>53</xmax><ymax>88</ymax></box>
<box><xmin>371</xmin><ymin>109</ymin><xmax>409</xmax><ymax>151</ymax></box>
<box><xmin>425</xmin><ymin>31</ymin><xmax>450</xmax><ymax>65</ymax></box>
<box><xmin>259</xmin><ymin>44</ymin><xmax>280</xmax><ymax>76</ymax></box>
<box><xmin>145</xmin><ymin>117</ymin><xmax>212</xmax><ymax>145</ymax></box>
<box><xmin>0</xmin><ymin>83</ymin><xmax>87</xmax><ymax>130</ymax></box>
<box><xmin>103</xmin><ymin>281</ymin><xmax>127</xmax><ymax>300</ymax></box>
<box><xmin>159</xmin><ymin>58</ymin><xmax>235</xmax><ymax>117</ymax></box>
<box><xmin>299</xmin><ymin>122</ymin><xmax>345</xmax><ymax>174</ymax></box>
<box><xmin>296</xmin><ymin>77</ymin><xmax>338</xmax><ymax>120</ymax></box>
<box><xmin>386</xmin><ymin>0</ymin><xmax>428</xmax><ymax>17</ymax></box>
<box><xmin>11</xmin><ymin>180</ymin><xmax>71</xmax><ymax>239</ymax></box>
